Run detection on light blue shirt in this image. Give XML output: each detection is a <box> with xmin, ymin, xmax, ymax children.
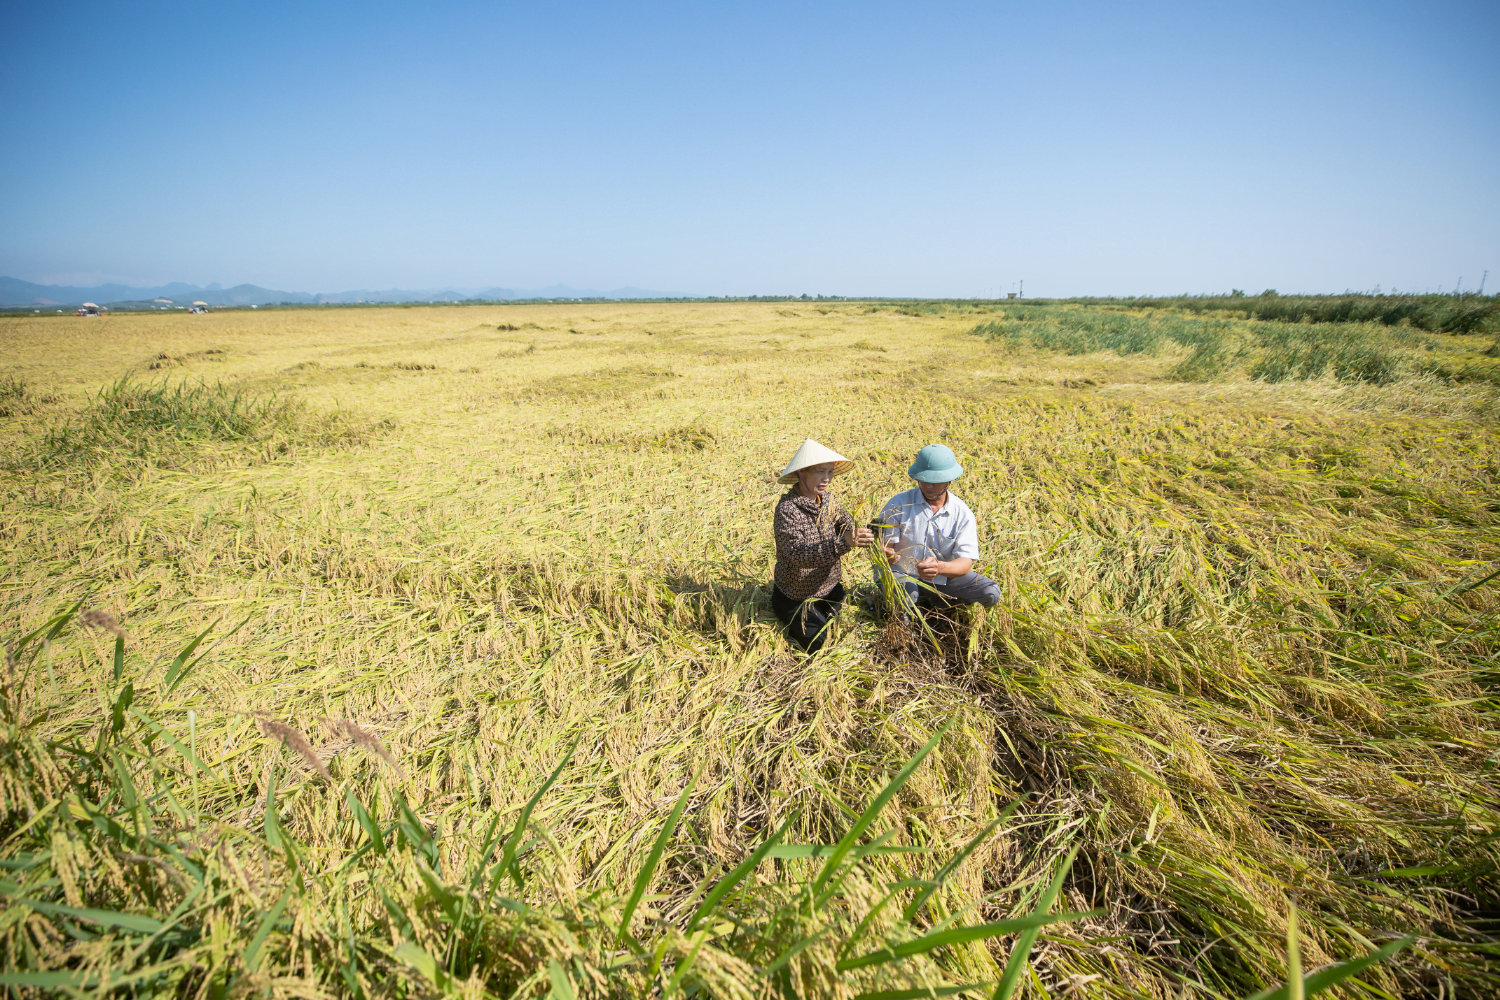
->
<box><xmin>876</xmin><ymin>488</ymin><xmax>981</xmax><ymax>585</ymax></box>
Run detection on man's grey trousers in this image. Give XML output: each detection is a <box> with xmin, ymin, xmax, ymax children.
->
<box><xmin>877</xmin><ymin>571</ymin><xmax>1002</xmax><ymax>609</ymax></box>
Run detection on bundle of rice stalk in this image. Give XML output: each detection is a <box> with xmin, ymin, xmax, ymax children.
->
<box><xmin>854</xmin><ymin>499</ymin><xmax>943</xmax><ymax>654</ymax></box>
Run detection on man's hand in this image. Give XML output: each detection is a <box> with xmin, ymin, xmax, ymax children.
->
<box><xmin>882</xmin><ymin>540</ymin><xmax>897</xmax><ymax>559</ymax></box>
<box><xmin>917</xmin><ymin>556</ymin><xmax>973</xmax><ymax>581</ymax></box>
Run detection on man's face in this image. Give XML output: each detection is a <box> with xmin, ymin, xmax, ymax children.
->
<box><xmin>919</xmin><ymin>480</ymin><xmax>951</xmax><ymax>502</ymax></box>
<box><xmin>798</xmin><ymin>463</ymin><xmax>836</xmax><ymax>497</ymax></box>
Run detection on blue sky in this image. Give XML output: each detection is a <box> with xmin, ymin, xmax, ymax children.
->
<box><xmin>2</xmin><ymin>0</ymin><xmax>1496</xmax><ymax>297</ymax></box>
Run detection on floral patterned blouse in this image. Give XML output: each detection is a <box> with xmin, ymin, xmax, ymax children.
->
<box><xmin>773</xmin><ymin>488</ymin><xmax>854</xmax><ymax>601</ymax></box>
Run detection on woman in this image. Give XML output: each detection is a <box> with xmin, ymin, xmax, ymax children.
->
<box><xmin>771</xmin><ymin>438</ymin><xmax>874</xmax><ymax>652</ymax></box>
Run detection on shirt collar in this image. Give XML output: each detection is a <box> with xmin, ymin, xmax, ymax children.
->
<box><xmin>914</xmin><ymin>492</ymin><xmax>950</xmax><ymax>515</ymax></box>
<box><xmin>786</xmin><ymin>489</ymin><xmax>824</xmax><ymax>513</ymax></box>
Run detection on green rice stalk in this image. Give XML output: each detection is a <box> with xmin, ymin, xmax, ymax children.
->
<box><xmin>992</xmin><ymin>845</ymin><xmax>1079</xmax><ymax>1000</ymax></box>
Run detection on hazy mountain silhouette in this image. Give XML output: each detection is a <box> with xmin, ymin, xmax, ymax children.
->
<box><xmin>0</xmin><ymin>276</ymin><xmax>694</xmax><ymax>307</ymax></box>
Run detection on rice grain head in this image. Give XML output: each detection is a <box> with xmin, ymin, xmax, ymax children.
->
<box><xmin>329</xmin><ymin>717</ymin><xmax>406</xmax><ymax>778</ymax></box>
<box><xmin>80</xmin><ymin>609</ymin><xmax>129</xmax><ymax>639</ymax></box>
<box><xmin>260</xmin><ymin>718</ymin><xmax>332</xmax><ymax>781</ymax></box>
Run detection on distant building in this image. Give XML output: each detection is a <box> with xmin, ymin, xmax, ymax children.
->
<box><xmin>1007</xmin><ymin>292</ymin><xmax>1017</xmax><ymax>299</ymax></box>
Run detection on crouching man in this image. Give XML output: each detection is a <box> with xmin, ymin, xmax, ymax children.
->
<box><xmin>876</xmin><ymin>444</ymin><xmax>1001</xmax><ymax>612</ymax></box>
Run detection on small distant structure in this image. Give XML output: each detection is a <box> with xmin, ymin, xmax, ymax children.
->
<box><xmin>77</xmin><ymin>302</ymin><xmax>101</xmax><ymax>316</ymax></box>
<box><xmin>189</xmin><ymin>301</ymin><xmax>209</xmax><ymax>314</ymax></box>
<box><xmin>154</xmin><ymin>298</ymin><xmax>172</xmax><ymax>308</ymax></box>
<box><xmin>1006</xmin><ymin>292</ymin><xmax>1018</xmax><ymax>299</ymax></box>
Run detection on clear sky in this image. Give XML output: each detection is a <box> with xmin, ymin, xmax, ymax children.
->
<box><xmin>2</xmin><ymin>0</ymin><xmax>1496</xmax><ymax>297</ymax></box>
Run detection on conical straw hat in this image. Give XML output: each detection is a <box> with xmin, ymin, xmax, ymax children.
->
<box><xmin>778</xmin><ymin>438</ymin><xmax>854</xmax><ymax>484</ymax></box>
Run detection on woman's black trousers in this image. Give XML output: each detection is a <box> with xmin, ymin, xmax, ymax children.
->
<box><xmin>771</xmin><ymin>582</ymin><xmax>845</xmax><ymax>653</ymax></box>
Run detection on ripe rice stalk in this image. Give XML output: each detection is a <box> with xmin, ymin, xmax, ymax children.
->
<box><xmin>328</xmin><ymin>717</ymin><xmax>406</xmax><ymax>778</ymax></box>
<box><xmin>259</xmin><ymin>717</ymin><xmax>332</xmax><ymax>781</ymax></box>
<box><xmin>79</xmin><ymin>608</ymin><xmax>129</xmax><ymax>639</ymax></box>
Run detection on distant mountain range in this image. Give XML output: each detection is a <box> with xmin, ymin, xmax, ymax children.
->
<box><xmin>0</xmin><ymin>276</ymin><xmax>694</xmax><ymax>308</ymax></box>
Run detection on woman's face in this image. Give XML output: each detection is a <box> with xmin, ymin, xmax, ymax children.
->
<box><xmin>796</xmin><ymin>463</ymin><xmax>837</xmax><ymax>498</ymax></box>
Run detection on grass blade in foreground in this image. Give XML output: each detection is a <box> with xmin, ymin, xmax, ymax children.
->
<box><xmin>160</xmin><ymin>620</ymin><xmax>216</xmax><ymax>693</ymax></box>
<box><xmin>243</xmin><ymin>889</ymin><xmax>292</xmax><ymax>973</ymax></box>
<box><xmin>11</xmin><ymin>597</ymin><xmax>87</xmax><ymax>655</ymax></box>
<box><xmin>837</xmin><ymin>910</ymin><xmax>1099</xmax><ymax>971</ymax></box>
<box><xmin>904</xmin><ymin>798</ymin><xmax>1025</xmax><ymax>923</ymax></box>
<box><xmin>1286</xmin><ymin>907</ymin><xmax>1303</xmax><ymax>1000</ymax></box>
<box><xmin>993</xmin><ymin>845</ymin><xmax>1079</xmax><ymax>1000</ymax></box>
<box><xmin>547</xmin><ymin>958</ymin><xmax>578</xmax><ymax>1000</ymax></box>
<box><xmin>814</xmin><ymin>719</ymin><xmax>954</xmax><ymax>894</ymax></box>
<box><xmin>346</xmin><ymin>788</ymin><xmax>385</xmax><ymax>855</ymax></box>
<box><xmin>394</xmin><ymin>942</ymin><xmax>457</xmax><ymax>995</ymax></box>
<box><xmin>17</xmin><ymin>900</ymin><xmax>163</xmax><ymax>935</ymax></box>
<box><xmin>767</xmin><ymin>842</ymin><xmax>925</xmax><ymax>859</ymax></box>
<box><xmin>1246</xmin><ymin>932</ymin><xmax>1418</xmax><ymax>1000</ymax></box>
<box><xmin>490</xmin><ymin>735</ymin><xmax>579</xmax><ymax>894</ymax></box>
<box><xmin>618</xmin><ymin>769</ymin><xmax>700</xmax><ymax>946</ymax></box>
<box><xmin>855</xmin><ymin>988</ymin><xmax>988</xmax><ymax>1000</ymax></box>
<box><xmin>685</xmin><ymin>811</ymin><xmax>797</xmax><ymax>933</ymax></box>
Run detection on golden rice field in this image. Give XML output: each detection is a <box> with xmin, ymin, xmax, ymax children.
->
<box><xmin>2</xmin><ymin>300</ymin><xmax>1499</xmax><ymax>999</ymax></box>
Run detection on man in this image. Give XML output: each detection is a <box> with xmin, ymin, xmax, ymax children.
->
<box><xmin>876</xmin><ymin>444</ymin><xmax>1001</xmax><ymax>612</ymax></box>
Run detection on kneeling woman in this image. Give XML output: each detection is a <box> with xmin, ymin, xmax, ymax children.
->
<box><xmin>772</xmin><ymin>439</ymin><xmax>874</xmax><ymax>652</ymax></box>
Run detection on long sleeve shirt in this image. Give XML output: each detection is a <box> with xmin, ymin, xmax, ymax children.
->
<box><xmin>773</xmin><ymin>489</ymin><xmax>854</xmax><ymax>601</ymax></box>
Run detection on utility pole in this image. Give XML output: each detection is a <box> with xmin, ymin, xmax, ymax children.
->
<box><xmin>1019</xmin><ymin>280</ymin><xmax>1024</xmax><ymax>298</ymax></box>
<box><xmin>1479</xmin><ymin>271</ymin><xmax>1488</xmax><ymax>296</ymax></box>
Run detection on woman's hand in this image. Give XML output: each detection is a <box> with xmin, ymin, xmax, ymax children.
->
<box><xmin>851</xmin><ymin>526</ymin><xmax>875</xmax><ymax>548</ymax></box>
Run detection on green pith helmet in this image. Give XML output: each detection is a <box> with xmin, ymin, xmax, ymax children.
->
<box><xmin>908</xmin><ymin>444</ymin><xmax>963</xmax><ymax>483</ymax></box>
